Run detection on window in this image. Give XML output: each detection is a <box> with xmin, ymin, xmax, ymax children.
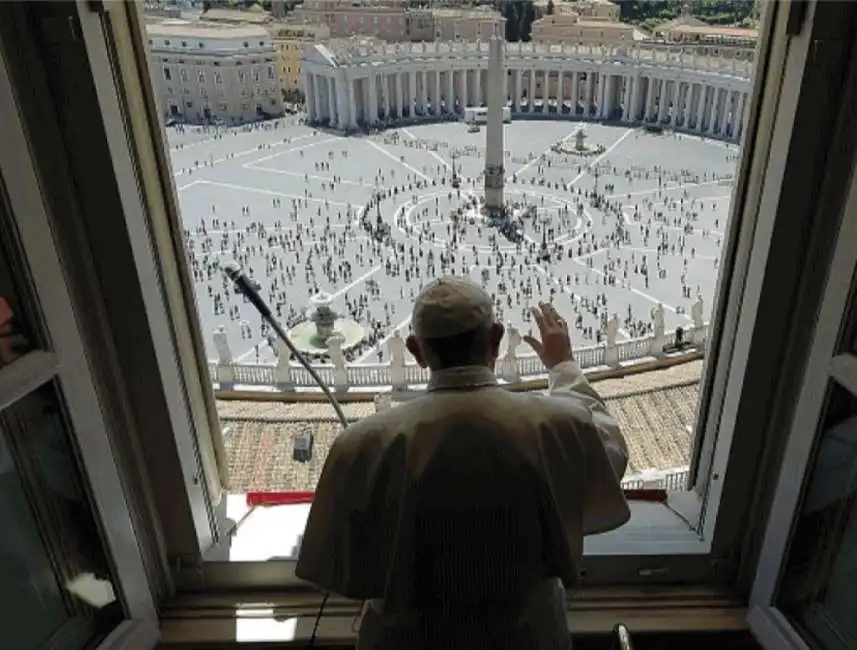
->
<box><xmin>238</xmin><ymin>69</ymin><xmax>246</xmax><ymax>84</ymax></box>
<box><xmin>185</xmin><ymin>100</ymin><xmax>193</xmax><ymax>108</ymax></box>
<box><xmin>267</xmin><ymin>64</ymin><xmax>274</xmax><ymax>80</ymax></box>
<box><xmin>197</xmin><ymin>69</ymin><xmax>204</xmax><ymax>83</ymax></box>
<box><xmin>213</xmin><ymin>70</ymin><xmax>222</xmax><ymax>84</ymax></box>
<box><xmin>163</xmin><ymin>66</ymin><xmax>171</xmax><ymax>81</ymax></box>
<box><xmin>252</xmin><ymin>66</ymin><xmax>260</xmax><ymax>82</ymax></box>
<box><xmin>243</xmin><ymin>41</ymin><xmax>249</xmax><ymax>47</ymax></box>
<box><xmin>13</xmin><ymin>0</ymin><xmax>857</xmax><ymax>645</ymax></box>
<box><xmin>179</xmin><ymin>67</ymin><xmax>188</xmax><ymax>82</ymax></box>
<box><xmin>200</xmin><ymin>87</ymin><xmax>207</xmax><ymax>98</ymax></box>
<box><xmin>219</xmin><ymin>102</ymin><xmax>228</xmax><ymax>112</ymax></box>
<box><xmin>0</xmin><ymin>42</ymin><xmax>156</xmax><ymax>646</ymax></box>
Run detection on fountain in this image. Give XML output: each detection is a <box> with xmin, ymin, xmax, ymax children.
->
<box><xmin>552</xmin><ymin>124</ymin><xmax>606</xmax><ymax>157</ymax></box>
<box><xmin>287</xmin><ymin>292</ymin><xmax>366</xmax><ymax>357</ymax></box>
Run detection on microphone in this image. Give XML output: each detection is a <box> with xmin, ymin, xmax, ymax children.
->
<box><xmin>222</xmin><ymin>262</ymin><xmax>349</xmax><ymax>429</ymax></box>
<box><xmin>222</xmin><ymin>261</ymin><xmax>271</xmax><ymax>319</ymax></box>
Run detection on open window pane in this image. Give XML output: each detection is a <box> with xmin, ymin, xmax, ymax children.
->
<box><xmin>776</xmin><ymin>375</ymin><xmax>857</xmax><ymax>649</ymax></box>
<box><xmin>0</xmin><ymin>381</ymin><xmax>124</xmax><ymax>650</ymax></box>
<box><xmin>157</xmin><ymin>11</ymin><xmax>761</xmax><ymax>562</ymax></box>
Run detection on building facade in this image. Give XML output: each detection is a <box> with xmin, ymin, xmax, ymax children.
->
<box><xmin>555</xmin><ymin>0</ymin><xmax>621</xmax><ymax>22</ymax></box>
<box><xmin>289</xmin><ymin>0</ymin><xmax>504</xmax><ymax>43</ymax></box>
<box><xmin>267</xmin><ymin>21</ymin><xmax>331</xmax><ymax>100</ymax></box>
<box><xmin>655</xmin><ymin>23</ymin><xmax>759</xmax><ymax>47</ymax></box>
<box><xmin>301</xmin><ymin>40</ymin><xmax>753</xmax><ymax>142</ymax></box>
<box><xmin>146</xmin><ymin>22</ymin><xmax>283</xmax><ymax>124</ymax></box>
<box><xmin>430</xmin><ymin>7</ymin><xmax>506</xmax><ymax>42</ymax></box>
<box><xmin>293</xmin><ymin>0</ymin><xmax>411</xmax><ymax>40</ymax></box>
<box><xmin>531</xmin><ymin>11</ymin><xmax>637</xmax><ymax>45</ymax></box>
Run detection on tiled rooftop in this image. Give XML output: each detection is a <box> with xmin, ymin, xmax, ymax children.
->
<box><xmin>217</xmin><ymin>360</ymin><xmax>704</xmax><ymax>493</ymax></box>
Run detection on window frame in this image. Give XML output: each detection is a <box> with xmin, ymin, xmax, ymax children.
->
<box><xmin>0</xmin><ymin>29</ymin><xmax>158</xmax><ymax>649</ymax></box>
<box><xmin>749</xmin><ymin>37</ymin><xmax>857</xmax><ymax>650</ymax></box>
<box><xmin>50</xmin><ymin>0</ymin><xmax>853</xmax><ymax>596</ymax></box>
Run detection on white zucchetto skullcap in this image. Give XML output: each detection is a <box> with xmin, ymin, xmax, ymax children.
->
<box><xmin>412</xmin><ymin>276</ymin><xmax>494</xmax><ymax>339</ymax></box>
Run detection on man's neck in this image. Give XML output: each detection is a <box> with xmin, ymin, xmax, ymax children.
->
<box><xmin>426</xmin><ymin>365</ymin><xmax>498</xmax><ymax>392</ymax></box>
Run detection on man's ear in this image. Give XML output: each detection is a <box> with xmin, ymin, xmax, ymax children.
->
<box><xmin>406</xmin><ymin>335</ymin><xmax>427</xmax><ymax>369</ymax></box>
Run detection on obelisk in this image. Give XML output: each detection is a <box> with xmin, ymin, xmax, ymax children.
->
<box><xmin>483</xmin><ymin>30</ymin><xmax>505</xmax><ymax>216</ymax></box>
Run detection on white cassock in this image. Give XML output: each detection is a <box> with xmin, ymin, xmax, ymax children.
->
<box><xmin>296</xmin><ymin>360</ymin><xmax>630</xmax><ymax>650</ymax></box>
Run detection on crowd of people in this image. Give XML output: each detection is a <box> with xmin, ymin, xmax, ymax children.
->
<box><xmin>178</xmin><ymin>123</ymin><xmax>734</xmax><ymax>364</ymax></box>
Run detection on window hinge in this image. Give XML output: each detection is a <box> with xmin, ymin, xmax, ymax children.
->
<box><xmin>786</xmin><ymin>0</ymin><xmax>808</xmax><ymax>36</ymax></box>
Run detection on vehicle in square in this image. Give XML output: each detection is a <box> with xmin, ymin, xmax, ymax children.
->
<box><xmin>464</xmin><ymin>106</ymin><xmax>512</xmax><ymax>125</ymax></box>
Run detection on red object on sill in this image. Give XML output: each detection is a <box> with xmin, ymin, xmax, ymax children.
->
<box><xmin>246</xmin><ymin>489</ymin><xmax>668</xmax><ymax>508</ymax></box>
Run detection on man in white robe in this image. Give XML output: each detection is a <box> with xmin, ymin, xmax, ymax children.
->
<box><xmin>296</xmin><ymin>276</ymin><xmax>630</xmax><ymax>649</ymax></box>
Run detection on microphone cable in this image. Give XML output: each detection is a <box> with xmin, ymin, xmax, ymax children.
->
<box><xmin>222</xmin><ymin>261</ymin><xmax>348</xmax><ymax>648</ymax></box>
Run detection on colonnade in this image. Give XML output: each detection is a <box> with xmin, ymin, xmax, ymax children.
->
<box><xmin>302</xmin><ymin>43</ymin><xmax>752</xmax><ymax>142</ymax></box>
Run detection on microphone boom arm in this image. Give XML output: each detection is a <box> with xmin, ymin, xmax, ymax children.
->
<box><xmin>222</xmin><ymin>262</ymin><xmax>349</xmax><ymax>429</ymax></box>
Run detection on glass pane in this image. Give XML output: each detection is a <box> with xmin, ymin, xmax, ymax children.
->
<box><xmin>0</xmin><ymin>181</ymin><xmax>39</xmax><ymax>369</ymax></box>
<box><xmin>0</xmin><ymin>382</ymin><xmax>123</xmax><ymax>650</ymax></box>
<box><xmin>778</xmin><ymin>381</ymin><xmax>857</xmax><ymax>650</ymax></box>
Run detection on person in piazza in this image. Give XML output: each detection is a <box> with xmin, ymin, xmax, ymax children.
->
<box><xmin>296</xmin><ymin>275</ymin><xmax>629</xmax><ymax>650</ymax></box>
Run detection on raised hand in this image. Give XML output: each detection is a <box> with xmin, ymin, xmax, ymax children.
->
<box><xmin>524</xmin><ymin>301</ymin><xmax>573</xmax><ymax>369</ymax></box>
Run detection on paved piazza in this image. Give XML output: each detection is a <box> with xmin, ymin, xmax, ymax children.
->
<box><xmin>172</xmin><ymin>118</ymin><xmax>739</xmax><ymax>366</ymax></box>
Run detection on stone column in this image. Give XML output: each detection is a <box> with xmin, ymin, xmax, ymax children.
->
<box><xmin>476</xmin><ymin>68</ymin><xmax>483</xmax><ymax>106</ymax></box>
<box><xmin>303</xmin><ymin>73</ymin><xmax>316</xmax><ymax>122</ymax></box>
<box><xmin>335</xmin><ymin>76</ymin><xmax>348</xmax><ymax>129</ymax></box>
<box><xmin>571</xmin><ymin>71</ymin><xmax>579</xmax><ymax>114</ymax></box>
<box><xmin>405</xmin><ymin>72</ymin><xmax>413</xmax><ymax>116</ymax></box>
<box><xmin>435</xmin><ymin>69</ymin><xmax>441</xmax><ymax>115</ymax></box>
<box><xmin>695</xmin><ymin>84</ymin><xmax>706</xmax><ymax>131</ymax></box>
<box><xmin>543</xmin><ymin>69</ymin><xmax>549</xmax><ymax>106</ymax></box>
<box><xmin>600</xmin><ymin>74</ymin><xmax>609</xmax><ymax>118</ymax></box>
<box><xmin>447</xmin><ymin>69</ymin><xmax>455</xmax><ymax>113</ymax></box>
<box><xmin>347</xmin><ymin>77</ymin><xmax>357</xmax><ymax>128</ymax></box>
<box><xmin>515</xmin><ymin>69</ymin><xmax>522</xmax><ymax>112</ymax></box>
<box><xmin>528</xmin><ymin>67</ymin><xmax>535</xmax><ymax>110</ymax></box>
<box><xmin>644</xmin><ymin>77</ymin><xmax>654</xmax><ymax>121</ymax></box>
<box><xmin>396</xmin><ymin>72</ymin><xmax>406</xmax><ymax>117</ymax></box>
<box><xmin>484</xmin><ymin>35</ymin><xmax>505</xmax><ymax>215</ymax></box>
<box><xmin>657</xmin><ymin>80</ymin><xmax>669</xmax><ymax>123</ymax></box>
<box><xmin>669</xmin><ymin>80</ymin><xmax>680</xmax><ymax>126</ymax></box>
<box><xmin>420</xmin><ymin>70</ymin><xmax>428</xmax><ymax>113</ymax></box>
<box><xmin>736</xmin><ymin>91</ymin><xmax>747</xmax><ymax>141</ymax></box>
<box><xmin>707</xmin><ymin>88</ymin><xmax>719</xmax><ymax>135</ymax></box>
<box><xmin>368</xmin><ymin>74</ymin><xmax>378</xmax><ymax>124</ymax></box>
<box><xmin>622</xmin><ymin>75</ymin><xmax>632</xmax><ymax>121</ymax></box>
<box><xmin>327</xmin><ymin>75</ymin><xmax>336</xmax><ymax>126</ymax></box>
<box><xmin>629</xmin><ymin>75</ymin><xmax>640</xmax><ymax>122</ymax></box>
<box><xmin>461</xmin><ymin>68</ymin><xmax>469</xmax><ymax>110</ymax></box>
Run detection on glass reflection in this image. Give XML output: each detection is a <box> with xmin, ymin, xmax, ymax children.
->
<box><xmin>0</xmin><ymin>384</ymin><xmax>122</xmax><ymax>649</ymax></box>
<box><xmin>779</xmin><ymin>380</ymin><xmax>857</xmax><ymax>650</ymax></box>
<box><xmin>0</xmin><ymin>186</ymin><xmax>37</xmax><ymax>368</ymax></box>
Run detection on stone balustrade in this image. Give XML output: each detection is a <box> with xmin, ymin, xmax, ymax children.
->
<box><xmin>210</xmin><ymin>323</ymin><xmax>708</xmax><ymax>392</ymax></box>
